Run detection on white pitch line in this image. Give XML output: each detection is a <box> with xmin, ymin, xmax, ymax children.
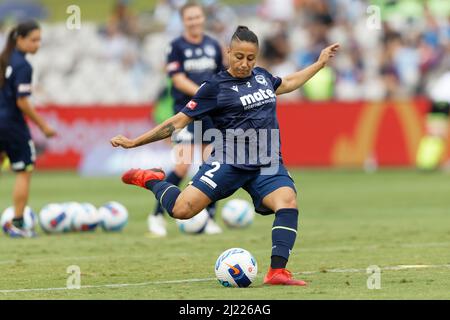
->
<box><xmin>0</xmin><ymin>277</ymin><xmax>217</xmax><ymax>294</ymax></box>
<box><xmin>1</xmin><ymin>264</ymin><xmax>449</xmax><ymax>294</ymax></box>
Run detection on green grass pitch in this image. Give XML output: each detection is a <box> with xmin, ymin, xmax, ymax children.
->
<box><xmin>0</xmin><ymin>169</ymin><xmax>449</xmax><ymax>299</ymax></box>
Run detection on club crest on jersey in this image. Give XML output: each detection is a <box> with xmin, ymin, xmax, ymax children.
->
<box><xmin>204</xmin><ymin>45</ymin><xmax>216</xmax><ymax>57</ymax></box>
<box><xmin>186</xmin><ymin>100</ymin><xmax>198</xmax><ymax>110</ymax></box>
<box><xmin>255</xmin><ymin>75</ymin><xmax>268</xmax><ymax>86</ymax></box>
<box><xmin>195</xmin><ymin>48</ymin><xmax>203</xmax><ymax>56</ymax></box>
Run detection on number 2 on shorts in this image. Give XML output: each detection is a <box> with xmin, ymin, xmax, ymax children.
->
<box><xmin>200</xmin><ymin>162</ymin><xmax>220</xmax><ymax>189</ymax></box>
<box><xmin>205</xmin><ymin>161</ymin><xmax>220</xmax><ymax>178</ymax></box>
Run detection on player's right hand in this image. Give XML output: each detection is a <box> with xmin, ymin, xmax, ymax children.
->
<box><xmin>110</xmin><ymin>135</ymin><xmax>135</xmax><ymax>148</ymax></box>
<box><xmin>43</xmin><ymin>125</ymin><xmax>57</xmax><ymax>138</ymax></box>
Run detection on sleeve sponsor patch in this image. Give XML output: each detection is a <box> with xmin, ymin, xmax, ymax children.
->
<box><xmin>167</xmin><ymin>61</ymin><xmax>181</xmax><ymax>73</ymax></box>
<box><xmin>18</xmin><ymin>84</ymin><xmax>32</xmax><ymax>93</ymax></box>
<box><xmin>5</xmin><ymin>66</ymin><xmax>12</xmax><ymax>79</ymax></box>
<box><xmin>186</xmin><ymin>100</ymin><xmax>198</xmax><ymax>110</ymax></box>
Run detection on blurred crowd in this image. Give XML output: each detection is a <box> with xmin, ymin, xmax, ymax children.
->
<box><xmin>257</xmin><ymin>0</ymin><xmax>450</xmax><ymax>101</ymax></box>
<box><xmin>0</xmin><ymin>0</ymin><xmax>449</xmax><ymax>104</ymax></box>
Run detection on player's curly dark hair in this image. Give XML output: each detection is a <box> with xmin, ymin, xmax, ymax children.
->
<box><xmin>231</xmin><ymin>26</ymin><xmax>259</xmax><ymax>47</ymax></box>
<box><xmin>0</xmin><ymin>20</ymin><xmax>40</xmax><ymax>88</ymax></box>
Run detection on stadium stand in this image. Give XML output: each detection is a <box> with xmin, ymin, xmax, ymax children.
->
<box><xmin>0</xmin><ymin>0</ymin><xmax>448</xmax><ymax>105</ymax></box>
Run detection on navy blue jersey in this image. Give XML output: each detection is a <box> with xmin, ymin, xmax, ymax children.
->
<box><xmin>181</xmin><ymin>67</ymin><xmax>283</xmax><ymax>171</ymax></box>
<box><xmin>166</xmin><ymin>35</ymin><xmax>223</xmax><ymax>112</ymax></box>
<box><xmin>0</xmin><ymin>49</ymin><xmax>32</xmax><ymax>137</ymax></box>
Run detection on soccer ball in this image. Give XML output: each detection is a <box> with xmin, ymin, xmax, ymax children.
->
<box><xmin>215</xmin><ymin>248</ymin><xmax>258</xmax><ymax>288</ymax></box>
<box><xmin>175</xmin><ymin>209</ymin><xmax>209</xmax><ymax>234</ymax></box>
<box><xmin>39</xmin><ymin>203</ymin><xmax>72</xmax><ymax>233</ymax></box>
<box><xmin>69</xmin><ymin>202</ymin><xmax>100</xmax><ymax>232</ymax></box>
<box><xmin>80</xmin><ymin>202</ymin><xmax>98</xmax><ymax>217</ymax></box>
<box><xmin>98</xmin><ymin>201</ymin><xmax>128</xmax><ymax>232</ymax></box>
<box><xmin>221</xmin><ymin>199</ymin><xmax>255</xmax><ymax>228</ymax></box>
<box><xmin>1</xmin><ymin>206</ymin><xmax>37</xmax><ymax>234</ymax></box>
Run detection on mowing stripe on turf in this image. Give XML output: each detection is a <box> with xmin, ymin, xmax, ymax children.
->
<box><xmin>1</xmin><ymin>241</ymin><xmax>449</xmax><ymax>266</ymax></box>
<box><xmin>0</xmin><ymin>264</ymin><xmax>449</xmax><ymax>294</ymax></box>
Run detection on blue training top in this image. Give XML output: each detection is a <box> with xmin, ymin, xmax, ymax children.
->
<box><xmin>166</xmin><ymin>34</ymin><xmax>223</xmax><ymax>112</ymax></box>
<box><xmin>181</xmin><ymin>67</ymin><xmax>284</xmax><ymax>171</ymax></box>
<box><xmin>0</xmin><ymin>48</ymin><xmax>33</xmax><ymax>137</ymax></box>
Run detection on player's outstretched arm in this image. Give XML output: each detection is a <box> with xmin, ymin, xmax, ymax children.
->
<box><xmin>17</xmin><ymin>97</ymin><xmax>56</xmax><ymax>138</ymax></box>
<box><xmin>110</xmin><ymin>112</ymin><xmax>193</xmax><ymax>149</ymax></box>
<box><xmin>275</xmin><ymin>43</ymin><xmax>340</xmax><ymax>95</ymax></box>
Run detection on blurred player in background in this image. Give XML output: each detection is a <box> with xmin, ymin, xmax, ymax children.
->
<box><xmin>111</xmin><ymin>26</ymin><xmax>339</xmax><ymax>285</ymax></box>
<box><xmin>148</xmin><ymin>1</ymin><xmax>224</xmax><ymax>237</ymax></box>
<box><xmin>0</xmin><ymin>20</ymin><xmax>56</xmax><ymax>237</ymax></box>
<box><xmin>416</xmin><ymin>70</ymin><xmax>450</xmax><ymax>171</ymax></box>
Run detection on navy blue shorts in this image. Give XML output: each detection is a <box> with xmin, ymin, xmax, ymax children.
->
<box><xmin>173</xmin><ymin>116</ymin><xmax>215</xmax><ymax>144</ymax></box>
<box><xmin>190</xmin><ymin>162</ymin><xmax>296</xmax><ymax>215</ymax></box>
<box><xmin>0</xmin><ymin>128</ymin><xmax>35</xmax><ymax>172</ymax></box>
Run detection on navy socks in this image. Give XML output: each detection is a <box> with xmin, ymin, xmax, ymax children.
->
<box><xmin>271</xmin><ymin>208</ymin><xmax>299</xmax><ymax>269</ymax></box>
<box><xmin>145</xmin><ymin>180</ymin><xmax>181</xmax><ymax>217</ymax></box>
<box><xmin>206</xmin><ymin>201</ymin><xmax>217</xmax><ymax>219</ymax></box>
<box><xmin>152</xmin><ymin>171</ymin><xmax>183</xmax><ymax>216</ymax></box>
<box><xmin>151</xmin><ymin>170</ymin><xmax>217</xmax><ymax>220</ymax></box>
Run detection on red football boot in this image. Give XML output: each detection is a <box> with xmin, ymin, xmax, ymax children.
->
<box><xmin>121</xmin><ymin>168</ymin><xmax>165</xmax><ymax>188</ymax></box>
<box><xmin>263</xmin><ymin>268</ymin><xmax>307</xmax><ymax>286</ymax></box>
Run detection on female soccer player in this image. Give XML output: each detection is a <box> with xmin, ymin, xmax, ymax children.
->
<box><xmin>148</xmin><ymin>1</ymin><xmax>224</xmax><ymax>236</ymax></box>
<box><xmin>111</xmin><ymin>26</ymin><xmax>339</xmax><ymax>285</ymax></box>
<box><xmin>0</xmin><ymin>20</ymin><xmax>56</xmax><ymax>237</ymax></box>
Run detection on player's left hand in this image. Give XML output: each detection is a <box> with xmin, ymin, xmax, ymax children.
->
<box><xmin>110</xmin><ymin>135</ymin><xmax>135</xmax><ymax>148</ymax></box>
<box><xmin>318</xmin><ymin>43</ymin><xmax>340</xmax><ymax>67</ymax></box>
